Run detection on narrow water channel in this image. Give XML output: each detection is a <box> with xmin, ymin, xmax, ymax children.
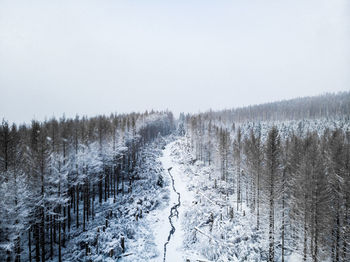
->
<box><xmin>163</xmin><ymin>167</ymin><xmax>181</xmax><ymax>262</ymax></box>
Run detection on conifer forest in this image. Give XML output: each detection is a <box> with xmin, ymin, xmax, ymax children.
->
<box><xmin>1</xmin><ymin>1</ymin><xmax>350</xmax><ymax>261</ymax></box>
<box><xmin>1</xmin><ymin>93</ymin><xmax>350</xmax><ymax>262</ymax></box>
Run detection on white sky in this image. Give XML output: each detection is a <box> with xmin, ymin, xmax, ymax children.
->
<box><xmin>0</xmin><ymin>0</ymin><xmax>349</xmax><ymax>124</ymax></box>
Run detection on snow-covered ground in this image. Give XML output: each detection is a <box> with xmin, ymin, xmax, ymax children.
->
<box><xmin>123</xmin><ymin>138</ymin><xmax>210</xmax><ymax>262</ymax></box>
<box><xmin>49</xmin><ymin>139</ymin><xmax>173</xmax><ymax>262</ymax></box>
<box><xmin>127</xmin><ymin>138</ymin><xmax>263</xmax><ymax>262</ymax></box>
<box><xmin>157</xmin><ymin>141</ymin><xmax>196</xmax><ymax>262</ymax></box>
<box><xmin>44</xmin><ymin>136</ymin><xmax>313</xmax><ymax>261</ymax></box>
<box><xmin>162</xmin><ymin>137</ymin><xmax>313</xmax><ymax>262</ymax></box>
<box><xmin>124</xmin><ymin>139</ymin><xmax>200</xmax><ymax>262</ymax></box>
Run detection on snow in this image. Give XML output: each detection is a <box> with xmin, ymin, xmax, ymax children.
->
<box><xmin>158</xmin><ymin>141</ymin><xmax>196</xmax><ymax>262</ymax></box>
<box><xmin>21</xmin><ymin>134</ymin><xmax>329</xmax><ymax>262</ymax></box>
<box><xmin>121</xmin><ymin>138</ymin><xmax>206</xmax><ymax>262</ymax></box>
<box><xmin>38</xmin><ymin>138</ymin><xmax>173</xmax><ymax>262</ymax></box>
<box><xmin>160</xmin><ymin>137</ymin><xmax>266</xmax><ymax>262</ymax></box>
<box><xmin>122</xmin><ymin>139</ymin><xmax>198</xmax><ymax>262</ymax></box>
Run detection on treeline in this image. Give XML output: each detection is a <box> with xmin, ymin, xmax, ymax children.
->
<box><xmin>185</xmin><ymin>116</ymin><xmax>350</xmax><ymax>261</ymax></box>
<box><xmin>0</xmin><ymin>111</ymin><xmax>175</xmax><ymax>262</ymax></box>
<box><xmin>202</xmin><ymin>91</ymin><xmax>350</xmax><ymax>122</ymax></box>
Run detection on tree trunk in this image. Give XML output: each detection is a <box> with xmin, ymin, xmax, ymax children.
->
<box><xmin>58</xmin><ymin>221</ymin><xmax>62</xmax><ymax>262</ymax></box>
<box><xmin>99</xmin><ymin>174</ymin><xmax>102</xmax><ymax>203</ymax></box>
<box><xmin>76</xmin><ymin>185</ymin><xmax>79</xmax><ymax>228</ymax></box>
<box><xmin>92</xmin><ymin>184</ymin><xmax>95</xmax><ymax>219</ymax></box>
<box><xmin>336</xmin><ymin>209</ymin><xmax>340</xmax><ymax>262</ymax></box>
<box><xmin>34</xmin><ymin>223</ymin><xmax>40</xmax><ymax>262</ymax></box>
<box><xmin>269</xmin><ymin>183</ymin><xmax>274</xmax><ymax>262</ymax></box>
<box><xmin>41</xmin><ymin>208</ymin><xmax>45</xmax><ymax>262</ymax></box>
<box><xmin>113</xmin><ymin>166</ymin><xmax>116</xmax><ymax>201</ymax></box>
<box><xmin>303</xmin><ymin>206</ymin><xmax>307</xmax><ymax>261</ymax></box>
<box><xmin>117</xmin><ymin>165</ymin><xmax>120</xmax><ymax>195</ymax></box>
<box><xmin>15</xmin><ymin>235</ymin><xmax>20</xmax><ymax>262</ymax></box>
<box><xmin>28</xmin><ymin>227</ymin><xmax>32</xmax><ymax>262</ymax></box>
<box><xmin>68</xmin><ymin>190</ymin><xmax>71</xmax><ymax>232</ymax></box>
<box><xmin>314</xmin><ymin>191</ymin><xmax>318</xmax><ymax>262</ymax></box>
<box><xmin>50</xmin><ymin>215</ymin><xmax>53</xmax><ymax>259</ymax></box>
<box><xmin>83</xmin><ymin>184</ymin><xmax>86</xmax><ymax>232</ymax></box>
<box><xmin>257</xmin><ymin>168</ymin><xmax>260</xmax><ymax>230</ymax></box>
<box><xmin>282</xmin><ymin>193</ymin><xmax>285</xmax><ymax>262</ymax></box>
<box><xmin>105</xmin><ymin>169</ymin><xmax>108</xmax><ymax>201</ymax></box>
<box><xmin>86</xmin><ymin>183</ymin><xmax>89</xmax><ymax>222</ymax></box>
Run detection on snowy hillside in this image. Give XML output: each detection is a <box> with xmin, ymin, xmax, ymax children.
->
<box><xmin>0</xmin><ymin>93</ymin><xmax>349</xmax><ymax>262</ymax></box>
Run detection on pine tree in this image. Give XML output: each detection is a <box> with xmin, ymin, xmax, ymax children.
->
<box><xmin>244</xmin><ymin>128</ymin><xmax>263</xmax><ymax>229</ymax></box>
<box><xmin>264</xmin><ymin>126</ymin><xmax>281</xmax><ymax>262</ymax></box>
<box><xmin>234</xmin><ymin>127</ymin><xmax>242</xmax><ymax>211</ymax></box>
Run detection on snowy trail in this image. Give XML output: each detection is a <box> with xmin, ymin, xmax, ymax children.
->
<box><xmin>119</xmin><ymin>140</ymin><xmax>189</xmax><ymax>262</ymax></box>
<box><xmin>152</xmin><ymin>140</ymin><xmax>195</xmax><ymax>262</ymax></box>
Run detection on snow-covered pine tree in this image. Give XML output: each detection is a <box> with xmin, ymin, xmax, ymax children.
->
<box><xmin>264</xmin><ymin>126</ymin><xmax>281</xmax><ymax>262</ymax></box>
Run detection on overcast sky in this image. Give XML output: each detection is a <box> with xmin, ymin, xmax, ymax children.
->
<box><xmin>0</xmin><ymin>0</ymin><xmax>349</xmax><ymax>124</ymax></box>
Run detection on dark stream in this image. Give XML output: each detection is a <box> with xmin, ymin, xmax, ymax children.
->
<box><xmin>163</xmin><ymin>167</ymin><xmax>181</xmax><ymax>262</ymax></box>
